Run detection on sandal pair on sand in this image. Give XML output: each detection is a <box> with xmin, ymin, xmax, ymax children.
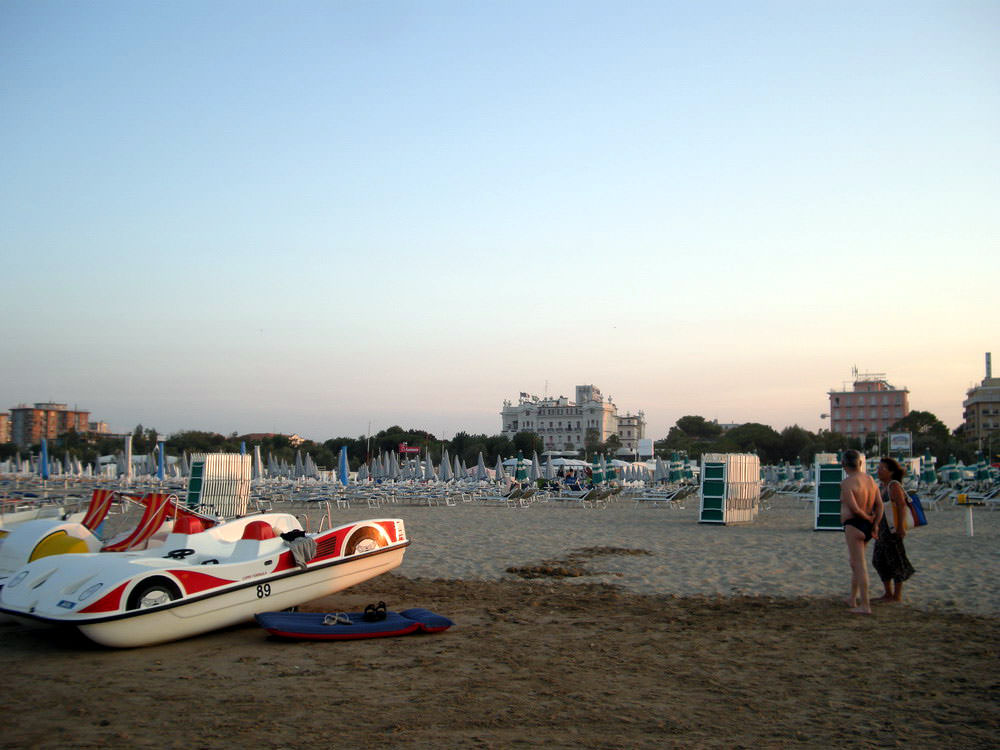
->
<box><xmin>321</xmin><ymin>601</ymin><xmax>387</xmax><ymax>626</ymax></box>
<box><xmin>363</xmin><ymin>601</ymin><xmax>387</xmax><ymax>622</ymax></box>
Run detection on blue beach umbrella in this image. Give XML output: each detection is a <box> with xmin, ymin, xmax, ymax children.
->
<box><xmin>157</xmin><ymin>440</ymin><xmax>166</xmax><ymax>481</ymax></box>
<box><xmin>338</xmin><ymin>446</ymin><xmax>349</xmax><ymax>486</ymax></box>
<box><xmin>39</xmin><ymin>438</ymin><xmax>50</xmax><ymax>480</ymax></box>
<box><xmin>240</xmin><ymin>441</ymin><xmax>246</xmax><ymax>456</ymax></box>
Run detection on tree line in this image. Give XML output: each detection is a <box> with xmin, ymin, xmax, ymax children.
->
<box><xmin>657</xmin><ymin>412</ymin><xmax>983</xmax><ymax>466</ymax></box>
<box><xmin>0</xmin><ymin>409</ymin><xmax>985</xmax><ymax>471</ymax></box>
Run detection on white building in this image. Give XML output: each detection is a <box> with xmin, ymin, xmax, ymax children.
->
<box><xmin>500</xmin><ymin>385</ymin><xmax>646</xmax><ymax>455</ymax></box>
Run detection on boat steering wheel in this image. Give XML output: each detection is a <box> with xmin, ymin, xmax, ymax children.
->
<box><xmin>164</xmin><ymin>548</ymin><xmax>196</xmax><ymax>560</ymax></box>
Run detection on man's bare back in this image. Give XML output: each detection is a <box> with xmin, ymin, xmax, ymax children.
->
<box><xmin>840</xmin><ymin>471</ymin><xmax>879</xmax><ymax>523</ymax></box>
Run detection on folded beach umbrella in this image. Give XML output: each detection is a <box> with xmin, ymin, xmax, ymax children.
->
<box><xmin>338</xmin><ymin>446</ymin><xmax>349</xmax><ymax>486</ymax></box>
<box><xmin>601</xmin><ymin>455</ymin><xmax>613</xmax><ymax>482</ymax></box>
<box><xmin>514</xmin><ymin>451</ymin><xmax>528</xmax><ymax>481</ymax></box>
<box><xmin>591</xmin><ymin>457</ymin><xmax>604</xmax><ymax>484</ymax></box>
<box><xmin>529</xmin><ymin>451</ymin><xmax>541</xmax><ymax>482</ymax></box>
<box><xmin>544</xmin><ymin>455</ymin><xmax>555</xmax><ymax>480</ymax></box>
<box><xmin>253</xmin><ymin>445</ymin><xmax>264</xmax><ymax>479</ymax></box>
<box><xmin>653</xmin><ymin>456</ymin><xmax>666</xmax><ymax>482</ymax></box>
<box><xmin>494</xmin><ymin>455</ymin><xmax>507</xmax><ymax>483</ymax></box>
<box><xmin>439</xmin><ymin>449</ymin><xmax>453</xmax><ymax>482</ymax></box>
<box><xmin>475</xmin><ymin>452</ymin><xmax>489</xmax><ymax>481</ymax></box>
<box><xmin>39</xmin><ymin>438</ymin><xmax>50</xmax><ymax>480</ymax></box>
<box><xmin>357</xmin><ymin>463</ymin><xmax>369</xmax><ymax>482</ymax></box>
<box><xmin>454</xmin><ymin>454</ymin><xmax>464</xmax><ymax>481</ymax></box>
<box><xmin>424</xmin><ymin>450</ymin><xmax>437</xmax><ymax>481</ymax></box>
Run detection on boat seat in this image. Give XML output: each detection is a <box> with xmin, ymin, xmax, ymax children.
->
<box><xmin>229</xmin><ymin>520</ymin><xmax>282</xmax><ymax>559</ymax></box>
<box><xmin>173</xmin><ymin>516</ymin><xmax>206</xmax><ymax>535</ymax></box>
<box><xmin>242</xmin><ymin>520</ymin><xmax>276</xmax><ymax>540</ymax></box>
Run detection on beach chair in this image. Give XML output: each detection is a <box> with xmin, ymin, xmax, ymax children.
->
<box><xmin>482</xmin><ymin>487</ymin><xmax>523</xmax><ymax>506</ymax></box>
<box><xmin>101</xmin><ymin>493</ymin><xmax>176</xmax><ymax>552</ymax></box>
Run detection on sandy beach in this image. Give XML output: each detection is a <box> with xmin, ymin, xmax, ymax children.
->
<box><xmin>2</xmin><ymin>495</ymin><xmax>997</xmax><ymax>748</ymax></box>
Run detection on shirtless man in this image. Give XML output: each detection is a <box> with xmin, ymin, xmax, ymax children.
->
<box><xmin>840</xmin><ymin>450</ymin><xmax>884</xmax><ymax>614</ymax></box>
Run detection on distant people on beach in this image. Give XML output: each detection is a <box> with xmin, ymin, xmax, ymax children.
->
<box><xmin>872</xmin><ymin>457</ymin><xmax>916</xmax><ymax>603</ymax></box>
<box><xmin>564</xmin><ymin>470</ymin><xmax>580</xmax><ymax>490</ymax></box>
<box><xmin>840</xmin><ymin>449</ymin><xmax>883</xmax><ymax>615</ymax></box>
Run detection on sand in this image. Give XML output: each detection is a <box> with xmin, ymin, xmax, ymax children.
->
<box><xmin>1</xmin><ymin>495</ymin><xmax>997</xmax><ymax>748</ymax></box>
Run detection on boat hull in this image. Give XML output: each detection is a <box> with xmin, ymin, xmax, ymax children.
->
<box><xmin>77</xmin><ymin>545</ymin><xmax>407</xmax><ymax>647</ymax></box>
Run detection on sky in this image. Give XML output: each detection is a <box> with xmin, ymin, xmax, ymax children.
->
<box><xmin>1</xmin><ymin>1</ymin><xmax>997</xmax><ymax>442</ymax></box>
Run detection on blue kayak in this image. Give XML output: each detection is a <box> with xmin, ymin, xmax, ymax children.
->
<box><xmin>256</xmin><ymin>608</ymin><xmax>453</xmax><ymax>640</ymax></box>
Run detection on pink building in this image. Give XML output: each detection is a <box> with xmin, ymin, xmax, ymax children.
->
<box><xmin>828</xmin><ymin>371</ymin><xmax>909</xmax><ymax>437</ymax></box>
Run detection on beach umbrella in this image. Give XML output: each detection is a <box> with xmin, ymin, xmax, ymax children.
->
<box><xmin>294</xmin><ymin>451</ymin><xmax>304</xmax><ymax>479</ymax></box>
<box><xmin>240</xmin><ymin>440</ymin><xmax>246</xmax><ymax>456</ymax></box>
<box><xmin>439</xmin><ymin>449</ymin><xmax>453</xmax><ymax>482</ymax></box>
<box><xmin>494</xmin><ymin>455</ymin><xmax>507</xmax><ymax>483</ymax></box>
<box><xmin>653</xmin><ymin>456</ymin><xmax>667</xmax><ymax>482</ymax></box>
<box><xmin>253</xmin><ymin>445</ymin><xmax>264</xmax><ymax>479</ymax></box>
<box><xmin>919</xmin><ymin>448</ymin><xmax>937</xmax><ymax>485</ymax></box>
<box><xmin>338</xmin><ymin>446</ymin><xmax>349</xmax><ymax>486</ymax></box>
<box><xmin>514</xmin><ymin>451</ymin><xmax>528</xmax><ymax>482</ymax></box>
<box><xmin>124</xmin><ymin>435</ymin><xmax>133</xmax><ymax>483</ymax></box>
<box><xmin>668</xmin><ymin>452</ymin><xmax>683</xmax><ymax>483</ymax></box>
<box><xmin>357</xmin><ymin>463</ymin><xmax>369</xmax><ymax>482</ymax></box>
<box><xmin>39</xmin><ymin>438</ymin><xmax>50</xmax><ymax>480</ymax></box>
<box><xmin>453</xmin><ymin>454</ymin><xmax>464</xmax><ymax>481</ymax></box>
<box><xmin>528</xmin><ymin>451</ymin><xmax>541</xmax><ymax>482</ymax></box>
<box><xmin>424</xmin><ymin>449</ymin><xmax>437</xmax><ymax>481</ymax></box>
<box><xmin>590</xmin><ymin>456</ymin><xmax>604</xmax><ymax>484</ymax></box>
<box><xmin>156</xmin><ymin>440</ymin><xmax>166</xmax><ymax>481</ymax></box>
<box><xmin>544</xmin><ymin>455</ymin><xmax>555</xmax><ymax>480</ymax></box>
<box><xmin>475</xmin><ymin>452</ymin><xmax>489</xmax><ymax>481</ymax></box>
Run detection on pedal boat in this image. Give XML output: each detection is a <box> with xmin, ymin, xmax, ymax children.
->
<box><xmin>0</xmin><ymin>514</ymin><xmax>409</xmax><ymax>648</ymax></box>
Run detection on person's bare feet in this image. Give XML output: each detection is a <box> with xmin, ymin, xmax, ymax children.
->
<box><xmin>848</xmin><ymin>606</ymin><xmax>872</xmax><ymax>615</ymax></box>
<box><xmin>845</xmin><ymin>596</ymin><xmax>858</xmax><ymax>608</ymax></box>
<box><xmin>872</xmin><ymin>595</ymin><xmax>895</xmax><ymax>603</ymax></box>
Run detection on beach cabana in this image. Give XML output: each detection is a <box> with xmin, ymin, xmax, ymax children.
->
<box><xmin>699</xmin><ymin>453</ymin><xmax>761</xmax><ymax>525</ymax></box>
<box><xmin>813</xmin><ymin>453</ymin><xmax>844</xmax><ymax>531</ymax></box>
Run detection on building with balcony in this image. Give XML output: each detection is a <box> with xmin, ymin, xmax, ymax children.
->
<box><xmin>827</xmin><ymin>370</ymin><xmax>909</xmax><ymax>437</ymax></box>
<box><xmin>963</xmin><ymin>353</ymin><xmax>1000</xmax><ymax>446</ymax></box>
<box><xmin>501</xmin><ymin>384</ymin><xmax>646</xmax><ymax>455</ymax></box>
<box><xmin>9</xmin><ymin>402</ymin><xmax>91</xmax><ymax>448</ymax></box>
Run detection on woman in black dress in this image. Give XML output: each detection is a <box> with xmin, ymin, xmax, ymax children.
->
<box><xmin>873</xmin><ymin>457</ymin><xmax>915</xmax><ymax>602</ymax></box>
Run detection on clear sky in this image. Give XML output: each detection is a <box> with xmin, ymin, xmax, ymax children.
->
<box><xmin>1</xmin><ymin>1</ymin><xmax>997</xmax><ymax>441</ymax></box>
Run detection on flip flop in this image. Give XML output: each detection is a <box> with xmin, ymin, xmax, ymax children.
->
<box><xmin>322</xmin><ymin>613</ymin><xmax>352</xmax><ymax>626</ymax></box>
<box><xmin>362</xmin><ymin>603</ymin><xmax>378</xmax><ymax>622</ymax></box>
<box><xmin>375</xmin><ymin>601</ymin><xmax>387</xmax><ymax>621</ymax></box>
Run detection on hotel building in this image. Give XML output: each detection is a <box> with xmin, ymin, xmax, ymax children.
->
<box><xmin>9</xmin><ymin>403</ymin><xmax>91</xmax><ymax>449</ymax></box>
<box><xmin>0</xmin><ymin>413</ymin><xmax>10</xmax><ymax>444</ymax></box>
<box><xmin>501</xmin><ymin>384</ymin><xmax>646</xmax><ymax>454</ymax></box>
<box><xmin>827</xmin><ymin>371</ymin><xmax>910</xmax><ymax>437</ymax></box>
<box><xmin>963</xmin><ymin>353</ymin><xmax>1000</xmax><ymax>446</ymax></box>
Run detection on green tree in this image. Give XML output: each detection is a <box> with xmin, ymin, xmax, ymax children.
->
<box><xmin>512</xmin><ymin>431</ymin><xmax>543</xmax><ymax>456</ymax></box>
<box><xmin>725</xmin><ymin>423</ymin><xmax>782</xmax><ymax>463</ymax></box>
<box><xmin>675</xmin><ymin>415</ymin><xmax>723</xmax><ymax>439</ymax></box>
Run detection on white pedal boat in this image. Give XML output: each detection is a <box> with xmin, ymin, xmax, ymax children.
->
<box><xmin>0</xmin><ymin>513</ymin><xmax>409</xmax><ymax>648</ymax></box>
